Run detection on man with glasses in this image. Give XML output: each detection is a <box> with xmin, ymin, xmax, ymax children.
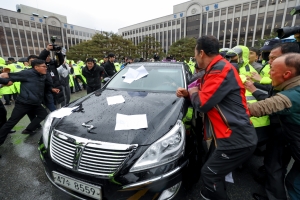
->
<box><xmin>0</xmin><ymin>59</ymin><xmax>59</xmax><ymax>147</ymax></box>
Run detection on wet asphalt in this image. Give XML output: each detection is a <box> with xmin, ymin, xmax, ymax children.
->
<box><xmin>0</xmin><ymin>90</ymin><xmax>268</xmax><ymax>200</ymax></box>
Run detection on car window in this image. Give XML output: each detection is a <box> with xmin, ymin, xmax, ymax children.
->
<box><xmin>106</xmin><ymin>65</ymin><xmax>184</xmax><ymax>92</ymax></box>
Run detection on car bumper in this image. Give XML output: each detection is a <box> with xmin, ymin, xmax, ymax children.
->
<box><xmin>39</xmin><ymin>142</ymin><xmax>188</xmax><ymax>200</ymax></box>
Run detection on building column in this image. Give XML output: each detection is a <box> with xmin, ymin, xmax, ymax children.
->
<box><xmin>244</xmin><ymin>3</ymin><xmax>251</xmax><ymax>46</ymax></box>
<box><xmin>292</xmin><ymin>0</ymin><xmax>299</xmax><ymax>26</ymax></box>
<box><xmin>261</xmin><ymin>0</ymin><xmax>270</xmax><ymax>39</ymax></box>
<box><xmin>223</xmin><ymin>7</ymin><xmax>228</xmax><ymax>47</ymax></box>
<box><xmin>229</xmin><ymin>8</ymin><xmax>236</xmax><ymax>48</ymax></box>
<box><xmin>271</xmin><ymin>0</ymin><xmax>279</xmax><ymax>33</ymax></box>
<box><xmin>16</xmin><ymin>20</ymin><xmax>24</xmax><ymax>58</ymax></box>
<box><xmin>237</xmin><ymin>4</ymin><xmax>243</xmax><ymax>45</ymax></box>
<box><xmin>252</xmin><ymin>0</ymin><xmax>260</xmax><ymax>47</ymax></box>
<box><xmin>8</xmin><ymin>17</ymin><xmax>18</xmax><ymax>59</ymax></box>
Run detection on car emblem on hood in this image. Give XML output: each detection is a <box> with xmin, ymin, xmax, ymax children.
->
<box><xmin>82</xmin><ymin>120</ymin><xmax>96</xmax><ymax>133</ymax></box>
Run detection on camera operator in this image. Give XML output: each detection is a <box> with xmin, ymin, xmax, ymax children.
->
<box><xmin>39</xmin><ymin>44</ymin><xmax>64</xmax><ymax>110</ymax></box>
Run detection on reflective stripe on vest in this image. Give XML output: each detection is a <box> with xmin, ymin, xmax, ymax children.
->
<box><xmin>245</xmin><ymin>90</ymin><xmax>270</xmax><ymax>127</ymax></box>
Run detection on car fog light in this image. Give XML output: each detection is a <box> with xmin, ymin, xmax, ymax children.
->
<box><xmin>158</xmin><ymin>181</ymin><xmax>182</xmax><ymax>200</ymax></box>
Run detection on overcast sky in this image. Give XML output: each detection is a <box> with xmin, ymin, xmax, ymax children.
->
<box><xmin>2</xmin><ymin>0</ymin><xmax>187</xmax><ymax>33</ymax></box>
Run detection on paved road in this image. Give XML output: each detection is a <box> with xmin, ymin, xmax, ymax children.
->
<box><xmin>0</xmin><ymin>90</ymin><xmax>267</xmax><ymax>200</ymax></box>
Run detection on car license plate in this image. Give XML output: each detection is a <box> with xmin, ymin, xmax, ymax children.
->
<box><xmin>52</xmin><ymin>171</ymin><xmax>102</xmax><ymax>199</ymax></box>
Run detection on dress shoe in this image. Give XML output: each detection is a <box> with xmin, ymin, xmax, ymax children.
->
<box><xmin>21</xmin><ymin>129</ymin><xmax>36</xmax><ymax>135</ymax></box>
<box><xmin>9</xmin><ymin>130</ymin><xmax>16</xmax><ymax>134</ymax></box>
<box><xmin>253</xmin><ymin>193</ymin><xmax>268</xmax><ymax>200</ymax></box>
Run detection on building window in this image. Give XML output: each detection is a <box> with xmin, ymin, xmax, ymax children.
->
<box><xmin>149</xmin><ymin>26</ymin><xmax>151</xmax><ymax>31</ymax></box>
<box><xmin>142</xmin><ymin>28</ymin><xmax>144</xmax><ymax>32</ymax></box>
<box><xmin>269</xmin><ymin>0</ymin><xmax>276</xmax><ymax>5</ymax></box>
<box><xmin>168</xmin><ymin>21</ymin><xmax>171</xmax><ymax>26</ymax></box>
<box><xmin>152</xmin><ymin>25</ymin><xmax>155</xmax><ymax>30</ymax></box>
<box><xmin>208</xmin><ymin>12</ymin><xmax>213</xmax><ymax>18</ymax></box>
<box><xmin>3</xmin><ymin>16</ymin><xmax>9</xmax><ymax>23</ymax></box>
<box><xmin>215</xmin><ymin>10</ymin><xmax>220</xmax><ymax>17</ymax></box>
<box><xmin>243</xmin><ymin>3</ymin><xmax>249</xmax><ymax>10</ymax></box>
<box><xmin>160</xmin><ymin>23</ymin><xmax>163</xmax><ymax>28</ymax></box>
<box><xmin>259</xmin><ymin>0</ymin><xmax>267</xmax><ymax>7</ymax></box>
<box><xmin>36</xmin><ymin>23</ymin><xmax>41</xmax><ymax>29</ymax></box>
<box><xmin>75</xmin><ymin>30</ymin><xmax>78</xmax><ymax>35</ymax></box>
<box><xmin>145</xmin><ymin>27</ymin><xmax>148</xmax><ymax>31</ymax></box>
<box><xmin>251</xmin><ymin>2</ymin><xmax>258</xmax><ymax>9</ymax></box>
<box><xmin>235</xmin><ymin>5</ymin><xmax>241</xmax><ymax>12</ymax></box>
<box><xmin>17</xmin><ymin>19</ymin><xmax>23</xmax><ymax>26</ymax></box>
<box><xmin>177</xmin><ymin>19</ymin><xmax>180</xmax><ymax>25</ymax></box>
<box><xmin>172</xmin><ymin>20</ymin><xmax>175</xmax><ymax>26</ymax></box>
<box><xmin>10</xmin><ymin>18</ymin><xmax>16</xmax><ymax>24</ymax></box>
<box><xmin>274</xmin><ymin>10</ymin><xmax>284</xmax><ymax>29</ymax></box>
<box><xmin>221</xmin><ymin>8</ymin><xmax>226</xmax><ymax>15</ymax></box>
<box><xmin>31</xmin><ymin>22</ymin><xmax>36</xmax><ymax>28</ymax></box>
<box><xmin>24</xmin><ymin>21</ymin><xmax>29</xmax><ymax>27</ymax></box>
<box><xmin>164</xmin><ymin>22</ymin><xmax>167</xmax><ymax>27</ymax></box>
<box><xmin>228</xmin><ymin>7</ymin><xmax>234</xmax><ymax>14</ymax></box>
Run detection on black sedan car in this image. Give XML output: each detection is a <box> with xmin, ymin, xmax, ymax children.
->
<box><xmin>39</xmin><ymin>62</ymin><xmax>203</xmax><ymax>200</ymax></box>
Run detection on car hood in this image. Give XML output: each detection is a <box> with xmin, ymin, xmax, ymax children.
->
<box><xmin>54</xmin><ymin>89</ymin><xmax>184</xmax><ymax>145</ymax></box>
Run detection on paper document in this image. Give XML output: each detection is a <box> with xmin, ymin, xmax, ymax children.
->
<box><xmin>123</xmin><ymin>68</ymin><xmax>139</xmax><ymax>83</ymax></box>
<box><xmin>51</xmin><ymin>106</ymin><xmax>79</xmax><ymax>118</ymax></box>
<box><xmin>115</xmin><ymin>113</ymin><xmax>148</xmax><ymax>130</ymax></box>
<box><xmin>225</xmin><ymin>172</ymin><xmax>234</xmax><ymax>183</ymax></box>
<box><xmin>123</xmin><ymin>66</ymin><xmax>149</xmax><ymax>83</ymax></box>
<box><xmin>107</xmin><ymin>95</ymin><xmax>125</xmax><ymax>105</ymax></box>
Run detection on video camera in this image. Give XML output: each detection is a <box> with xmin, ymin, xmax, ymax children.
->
<box><xmin>277</xmin><ymin>5</ymin><xmax>300</xmax><ymax>39</ymax></box>
<box><xmin>50</xmin><ymin>36</ymin><xmax>62</xmax><ymax>51</ymax></box>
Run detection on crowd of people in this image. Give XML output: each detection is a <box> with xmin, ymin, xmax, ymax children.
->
<box><xmin>0</xmin><ymin>34</ymin><xmax>299</xmax><ymax>200</ymax></box>
<box><xmin>177</xmin><ymin>35</ymin><xmax>300</xmax><ymax>200</ymax></box>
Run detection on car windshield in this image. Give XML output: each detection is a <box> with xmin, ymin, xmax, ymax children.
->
<box><xmin>106</xmin><ymin>63</ymin><xmax>184</xmax><ymax>92</ymax></box>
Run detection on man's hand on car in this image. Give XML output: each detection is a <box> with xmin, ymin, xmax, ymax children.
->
<box><xmin>176</xmin><ymin>87</ymin><xmax>189</xmax><ymax>97</ymax></box>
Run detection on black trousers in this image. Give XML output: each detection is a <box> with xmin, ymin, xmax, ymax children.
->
<box><xmin>264</xmin><ymin>125</ymin><xmax>291</xmax><ymax>200</ymax></box>
<box><xmin>0</xmin><ymin>100</ymin><xmax>7</xmax><ymax>129</ymax></box>
<box><xmin>201</xmin><ymin>145</ymin><xmax>256</xmax><ymax>200</ymax></box>
<box><xmin>285</xmin><ymin>161</ymin><xmax>300</xmax><ymax>200</ymax></box>
<box><xmin>86</xmin><ymin>85</ymin><xmax>101</xmax><ymax>94</ymax></box>
<box><xmin>0</xmin><ymin>101</ymin><xmax>48</xmax><ymax>145</ymax></box>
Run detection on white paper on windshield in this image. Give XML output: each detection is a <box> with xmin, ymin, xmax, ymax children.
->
<box><xmin>123</xmin><ymin>66</ymin><xmax>148</xmax><ymax>83</ymax></box>
<box><xmin>115</xmin><ymin>113</ymin><xmax>148</xmax><ymax>130</ymax></box>
<box><xmin>123</xmin><ymin>68</ymin><xmax>139</xmax><ymax>83</ymax></box>
<box><xmin>135</xmin><ymin>66</ymin><xmax>149</xmax><ymax>80</ymax></box>
<box><xmin>107</xmin><ymin>95</ymin><xmax>125</xmax><ymax>105</ymax></box>
<box><xmin>51</xmin><ymin>106</ymin><xmax>79</xmax><ymax>118</ymax></box>
<box><xmin>225</xmin><ymin>172</ymin><xmax>234</xmax><ymax>183</ymax></box>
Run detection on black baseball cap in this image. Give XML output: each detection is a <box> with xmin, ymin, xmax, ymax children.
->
<box><xmin>8</xmin><ymin>57</ymin><xmax>15</xmax><ymax>61</ymax></box>
<box><xmin>260</xmin><ymin>39</ymin><xmax>281</xmax><ymax>51</ymax></box>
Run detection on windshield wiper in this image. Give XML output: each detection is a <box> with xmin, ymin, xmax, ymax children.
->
<box><xmin>106</xmin><ymin>88</ymin><xmax>118</xmax><ymax>91</ymax></box>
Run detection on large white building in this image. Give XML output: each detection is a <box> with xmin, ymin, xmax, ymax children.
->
<box><xmin>118</xmin><ymin>0</ymin><xmax>300</xmax><ymax>52</ymax></box>
<box><xmin>0</xmin><ymin>4</ymin><xmax>102</xmax><ymax>60</ymax></box>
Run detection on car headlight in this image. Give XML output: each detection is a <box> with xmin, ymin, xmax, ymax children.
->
<box><xmin>42</xmin><ymin>111</ymin><xmax>57</xmax><ymax>149</ymax></box>
<box><xmin>130</xmin><ymin>120</ymin><xmax>185</xmax><ymax>172</ymax></box>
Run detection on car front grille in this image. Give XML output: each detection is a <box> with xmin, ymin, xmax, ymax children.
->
<box><xmin>50</xmin><ymin>130</ymin><xmax>138</xmax><ymax>177</ymax></box>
